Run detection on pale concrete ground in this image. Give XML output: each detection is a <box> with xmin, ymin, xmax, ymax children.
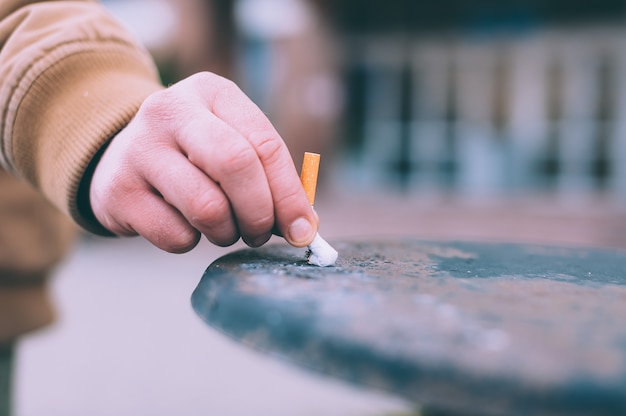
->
<box><xmin>13</xmin><ymin>186</ymin><xmax>626</xmax><ymax>416</ymax></box>
<box><xmin>13</xmin><ymin>236</ymin><xmax>413</xmax><ymax>416</ymax></box>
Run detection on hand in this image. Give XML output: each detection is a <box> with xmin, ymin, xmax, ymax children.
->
<box><xmin>89</xmin><ymin>72</ymin><xmax>319</xmax><ymax>253</ymax></box>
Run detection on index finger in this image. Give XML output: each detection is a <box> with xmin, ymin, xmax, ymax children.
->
<box><xmin>196</xmin><ymin>73</ymin><xmax>319</xmax><ymax>247</ymax></box>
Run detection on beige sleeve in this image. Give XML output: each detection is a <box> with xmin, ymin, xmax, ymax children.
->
<box><xmin>0</xmin><ymin>0</ymin><xmax>164</xmax><ymax>234</ymax></box>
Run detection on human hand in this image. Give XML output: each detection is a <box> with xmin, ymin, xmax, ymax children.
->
<box><xmin>89</xmin><ymin>72</ymin><xmax>319</xmax><ymax>253</ymax></box>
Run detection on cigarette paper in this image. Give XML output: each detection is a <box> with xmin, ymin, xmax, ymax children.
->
<box><xmin>299</xmin><ymin>152</ymin><xmax>338</xmax><ymax>267</ymax></box>
<box><xmin>300</xmin><ymin>152</ymin><xmax>320</xmax><ymax>205</ymax></box>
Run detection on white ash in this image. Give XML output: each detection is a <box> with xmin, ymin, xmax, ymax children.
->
<box><xmin>306</xmin><ymin>233</ymin><xmax>338</xmax><ymax>267</ymax></box>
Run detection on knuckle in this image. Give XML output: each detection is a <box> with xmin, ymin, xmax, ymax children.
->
<box><xmin>274</xmin><ymin>186</ymin><xmax>302</xmax><ymax>209</ymax></box>
<box><xmin>139</xmin><ymin>90</ymin><xmax>173</xmax><ymax>119</ymax></box>
<box><xmin>138</xmin><ymin>88</ymin><xmax>193</xmax><ymax>129</ymax></box>
<box><xmin>213</xmin><ymin>75</ymin><xmax>239</xmax><ymax>95</ymax></box>
<box><xmin>193</xmin><ymin>71</ymin><xmax>240</xmax><ymax>99</ymax></box>
<box><xmin>220</xmin><ymin>145</ymin><xmax>258</xmax><ymax>176</ymax></box>
<box><xmin>188</xmin><ymin>194</ymin><xmax>231</xmax><ymax>226</ymax></box>
<box><xmin>244</xmin><ymin>212</ymin><xmax>275</xmax><ymax>235</ymax></box>
<box><xmin>191</xmin><ymin>70</ymin><xmax>221</xmax><ymax>84</ymax></box>
<box><xmin>253</xmin><ymin>135</ymin><xmax>285</xmax><ymax>165</ymax></box>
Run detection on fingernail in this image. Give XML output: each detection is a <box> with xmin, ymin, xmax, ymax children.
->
<box><xmin>288</xmin><ymin>217</ymin><xmax>315</xmax><ymax>246</ymax></box>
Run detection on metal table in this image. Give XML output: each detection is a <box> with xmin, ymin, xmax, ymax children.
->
<box><xmin>192</xmin><ymin>239</ymin><xmax>626</xmax><ymax>415</ymax></box>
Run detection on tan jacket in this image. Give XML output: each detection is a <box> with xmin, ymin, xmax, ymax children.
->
<box><xmin>0</xmin><ymin>0</ymin><xmax>164</xmax><ymax>342</ymax></box>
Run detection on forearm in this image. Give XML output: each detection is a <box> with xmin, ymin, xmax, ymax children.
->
<box><xmin>0</xmin><ymin>0</ymin><xmax>163</xmax><ymax>234</ymax></box>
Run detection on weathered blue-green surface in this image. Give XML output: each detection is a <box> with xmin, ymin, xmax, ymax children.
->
<box><xmin>191</xmin><ymin>239</ymin><xmax>626</xmax><ymax>415</ymax></box>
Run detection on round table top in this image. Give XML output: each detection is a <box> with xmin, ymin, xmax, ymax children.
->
<box><xmin>191</xmin><ymin>239</ymin><xmax>626</xmax><ymax>415</ymax></box>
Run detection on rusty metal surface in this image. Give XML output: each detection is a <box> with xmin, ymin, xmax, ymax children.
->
<box><xmin>191</xmin><ymin>239</ymin><xmax>626</xmax><ymax>415</ymax></box>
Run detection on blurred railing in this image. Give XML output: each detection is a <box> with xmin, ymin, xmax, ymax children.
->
<box><xmin>338</xmin><ymin>26</ymin><xmax>626</xmax><ymax>200</ymax></box>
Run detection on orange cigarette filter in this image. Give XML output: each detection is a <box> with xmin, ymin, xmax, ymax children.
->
<box><xmin>300</xmin><ymin>152</ymin><xmax>320</xmax><ymax>205</ymax></box>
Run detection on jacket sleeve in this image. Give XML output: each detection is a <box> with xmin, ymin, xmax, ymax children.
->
<box><xmin>0</xmin><ymin>0</ymin><xmax>164</xmax><ymax>234</ymax></box>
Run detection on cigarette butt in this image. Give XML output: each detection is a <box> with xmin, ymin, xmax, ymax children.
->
<box><xmin>300</xmin><ymin>152</ymin><xmax>320</xmax><ymax>205</ymax></box>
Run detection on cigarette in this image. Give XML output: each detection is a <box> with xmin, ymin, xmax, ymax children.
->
<box><xmin>300</xmin><ymin>152</ymin><xmax>338</xmax><ymax>267</ymax></box>
<box><xmin>306</xmin><ymin>233</ymin><xmax>338</xmax><ymax>267</ymax></box>
<box><xmin>300</xmin><ymin>152</ymin><xmax>320</xmax><ymax>206</ymax></box>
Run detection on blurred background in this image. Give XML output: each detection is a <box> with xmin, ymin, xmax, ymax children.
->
<box><xmin>14</xmin><ymin>1</ymin><xmax>626</xmax><ymax>415</ymax></box>
<box><xmin>100</xmin><ymin>0</ymin><xmax>626</xmax><ymax>248</ymax></box>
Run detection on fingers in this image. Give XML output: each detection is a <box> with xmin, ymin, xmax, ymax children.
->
<box><xmin>176</xmin><ymin>115</ymin><xmax>275</xmax><ymax>247</ymax></box>
<box><xmin>94</xmin><ymin>181</ymin><xmax>202</xmax><ymax>253</ymax></box>
<box><xmin>194</xmin><ymin>73</ymin><xmax>319</xmax><ymax>247</ymax></box>
<box><xmin>143</xmin><ymin>148</ymin><xmax>244</xmax><ymax>247</ymax></box>
<box><xmin>125</xmin><ymin>192</ymin><xmax>202</xmax><ymax>253</ymax></box>
<box><xmin>90</xmin><ymin>72</ymin><xmax>320</xmax><ymax>253</ymax></box>
<box><xmin>248</xmin><ymin>131</ymin><xmax>319</xmax><ymax>247</ymax></box>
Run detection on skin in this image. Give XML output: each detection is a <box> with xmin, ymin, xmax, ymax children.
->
<box><xmin>89</xmin><ymin>72</ymin><xmax>319</xmax><ymax>253</ymax></box>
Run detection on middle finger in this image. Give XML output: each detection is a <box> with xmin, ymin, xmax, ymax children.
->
<box><xmin>176</xmin><ymin>114</ymin><xmax>275</xmax><ymax>246</ymax></box>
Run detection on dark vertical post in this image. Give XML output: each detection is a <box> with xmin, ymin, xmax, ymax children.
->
<box><xmin>0</xmin><ymin>344</ymin><xmax>12</xmax><ymax>416</ymax></box>
<box><xmin>396</xmin><ymin>57</ymin><xmax>414</xmax><ymax>190</ymax></box>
